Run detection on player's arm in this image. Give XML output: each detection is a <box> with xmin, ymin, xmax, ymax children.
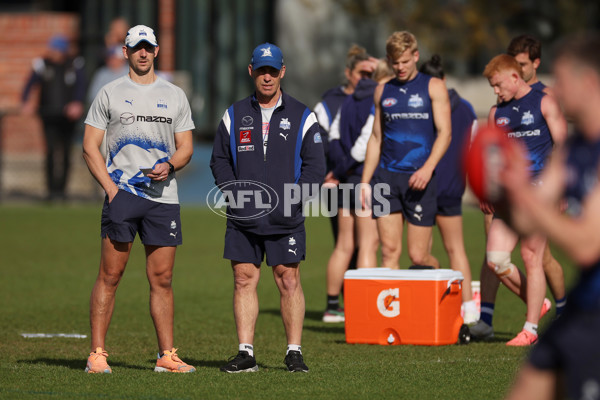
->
<box><xmin>479</xmin><ymin>107</ymin><xmax>498</xmax><ymax>215</ymax></box>
<box><xmin>210</xmin><ymin>111</ymin><xmax>238</xmax><ymax>186</ymax></box>
<box><xmin>408</xmin><ymin>77</ymin><xmax>451</xmax><ymax>190</ymax></box>
<box><xmin>360</xmin><ymin>82</ymin><xmax>384</xmax><ymax>208</ymax></box>
<box><xmin>541</xmin><ymin>95</ymin><xmax>567</xmax><ymax>148</ymax></box>
<box><xmin>361</xmin><ymin>83</ymin><xmax>384</xmax><ymax>185</ymax></box>
<box><xmin>298</xmin><ymin>113</ymin><xmax>327</xmax><ymax>187</ymax></box>
<box><xmin>503</xmin><ymin>148</ymin><xmax>600</xmax><ymax>267</ymax></box>
<box><xmin>168</xmin><ymin>129</ymin><xmax>195</xmax><ymax>172</ymax></box>
<box><xmin>82</xmin><ymin>124</ymin><xmax>119</xmax><ymax>201</ymax></box>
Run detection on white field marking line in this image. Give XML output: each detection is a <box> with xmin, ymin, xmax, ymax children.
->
<box><xmin>21</xmin><ymin>333</ymin><xmax>87</xmax><ymax>338</ymax></box>
<box><xmin>395</xmin><ymin>356</ymin><xmax>524</xmax><ymax>366</ymax></box>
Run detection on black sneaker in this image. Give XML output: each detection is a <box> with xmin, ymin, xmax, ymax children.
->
<box><xmin>284</xmin><ymin>350</ymin><xmax>309</xmax><ymax>373</ymax></box>
<box><xmin>220</xmin><ymin>351</ymin><xmax>258</xmax><ymax>373</ymax></box>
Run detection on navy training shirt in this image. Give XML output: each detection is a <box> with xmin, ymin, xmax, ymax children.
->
<box><xmin>494</xmin><ymin>89</ymin><xmax>553</xmax><ymax>177</ymax></box>
<box><xmin>564</xmin><ymin>133</ymin><xmax>600</xmax><ymax>310</ymax></box>
<box><xmin>436</xmin><ymin>89</ymin><xmax>476</xmax><ymax>203</ymax></box>
<box><xmin>379</xmin><ymin>73</ymin><xmax>436</xmax><ymax>173</ymax></box>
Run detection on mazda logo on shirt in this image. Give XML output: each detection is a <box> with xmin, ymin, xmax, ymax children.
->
<box><xmin>120</xmin><ymin>112</ymin><xmax>135</xmax><ymax>125</ymax></box>
<box><xmin>119</xmin><ymin>112</ymin><xmax>172</xmax><ymax>125</ymax></box>
<box><xmin>241</xmin><ymin>116</ymin><xmax>254</xmax><ymax>126</ymax></box>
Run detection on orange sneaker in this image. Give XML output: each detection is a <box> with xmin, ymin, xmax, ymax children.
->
<box><xmin>506</xmin><ymin>329</ymin><xmax>538</xmax><ymax>346</ymax></box>
<box><xmin>85</xmin><ymin>347</ymin><xmax>112</xmax><ymax>373</ymax></box>
<box><xmin>154</xmin><ymin>348</ymin><xmax>195</xmax><ymax>373</ymax></box>
<box><xmin>540</xmin><ymin>298</ymin><xmax>552</xmax><ymax>319</ymax></box>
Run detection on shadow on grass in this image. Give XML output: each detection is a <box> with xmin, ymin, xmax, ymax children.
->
<box><xmin>183</xmin><ymin>358</ymin><xmax>287</xmax><ymax>372</ymax></box>
<box><xmin>18</xmin><ymin>358</ymin><xmax>146</xmax><ymax>370</ymax></box>
<box><xmin>304</xmin><ymin>324</ymin><xmax>345</xmax><ymax>334</ymax></box>
<box><xmin>470</xmin><ymin>331</ymin><xmax>516</xmax><ymax>343</ymax></box>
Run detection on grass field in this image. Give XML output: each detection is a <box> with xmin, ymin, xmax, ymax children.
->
<box><xmin>0</xmin><ymin>205</ymin><xmax>577</xmax><ymax>399</ymax></box>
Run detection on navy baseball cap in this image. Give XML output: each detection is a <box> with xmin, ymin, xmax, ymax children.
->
<box><xmin>49</xmin><ymin>35</ymin><xmax>69</xmax><ymax>53</ymax></box>
<box><xmin>125</xmin><ymin>25</ymin><xmax>158</xmax><ymax>48</ymax></box>
<box><xmin>251</xmin><ymin>43</ymin><xmax>284</xmax><ymax>70</ymax></box>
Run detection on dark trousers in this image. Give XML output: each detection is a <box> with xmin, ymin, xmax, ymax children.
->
<box><xmin>41</xmin><ymin>116</ymin><xmax>76</xmax><ymax>199</ymax></box>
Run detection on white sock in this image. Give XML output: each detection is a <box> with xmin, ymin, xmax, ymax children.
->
<box><xmin>523</xmin><ymin>321</ymin><xmax>538</xmax><ymax>336</ymax></box>
<box><xmin>463</xmin><ymin>300</ymin><xmax>477</xmax><ymax>313</ymax></box>
<box><xmin>287</xmin><ymin>344</ymin><xmax>301</xmax><ymax>355</ymax></box>
<box><xmin>239</xmin><ymin>343</ymin><xmax>254</xmax><ymax>357</ymax></box>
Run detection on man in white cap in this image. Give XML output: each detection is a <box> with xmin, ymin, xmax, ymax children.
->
<box><xmin>82</xmin><ymin>24</ymin><xmax>195</xmax><ymax>373</ymax></box>
<box><xmin>211</xmin><ymin>43</ymin><xmax>326</xmax><ymax>373</ymax></box>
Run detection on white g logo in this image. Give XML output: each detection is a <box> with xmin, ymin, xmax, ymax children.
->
<box><xmin>377</xmin><ymin>288</ymin><xmax>400</xmax><ymax>318</ymax></box>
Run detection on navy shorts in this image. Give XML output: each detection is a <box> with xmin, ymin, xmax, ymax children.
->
<box><xmin>371</xmin><ymin>168</ymin><xmax>437</xmax><ymax>226</ymax></box>
<box><xmin>337</xmin><ymin>174</ymin><xmax>362</xmax><ymax>210</ymax></box>
<box><xmin>529</xmin><ymin>304</ymin><xmax>600</xmax><ymax>399</ymax></box>
<box><xmin>224</xmin><ymin>226</ymin><xmax>306</xmax><ymax>267</ymax></box>
<box><xmin>436</xmin><ymin>197</ymin><xmax>462</xmax><ymax>217</ymax></box>
<box><xmin>101</xmin><ymin>189</ymin><xmax>182</xmax><ymax>246</ymax></box>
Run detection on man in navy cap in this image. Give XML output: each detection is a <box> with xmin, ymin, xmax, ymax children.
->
<box><xmin>211</xmin><ymin>43</ymin><xmax>326</xmax><ymax>373</ymax></box>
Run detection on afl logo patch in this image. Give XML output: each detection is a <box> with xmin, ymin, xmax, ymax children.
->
<box><xmin>120</xmin><ymin>112</ymin><xmax>135</xmax><ymax>125</ymax></box>
<box><xmin>496</xmin><ymin>117</ymin><xmax>510</xmax><ymax>127</ymax></box>
<box><xmin>382</xmin><ymin>98</ymin><xmax>397</xmax><ymax>108</ymax></box>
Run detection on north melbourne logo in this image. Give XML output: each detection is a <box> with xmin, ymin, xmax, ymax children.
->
<box><xmin>261</xmin><ymin>47</ymin><xmax>273</xmax><ymax>57</ymax></box>
<box><xmin>408</xmin><ymin>94</ymin><xmax>424</xmax><ymax>108</ymax></box>
<box><xmin>521</xmin><ymin>111</ymin><xmax>534</xmax><ymax>125</ymax></box>
<box><xmin>280</xmin><ymin>118</ymin><xmax>291</xmax><ymax>130</ymax></box>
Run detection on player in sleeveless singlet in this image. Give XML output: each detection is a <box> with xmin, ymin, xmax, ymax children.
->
<box><xmin>480</xmin><ymin>55</ymin><xmax>567</xmax><ymax>346</ymax></box>
<box><xmin>360</xmin><ymin>31</ymin><xmax>451</xmax><ymax>269</ymax></box>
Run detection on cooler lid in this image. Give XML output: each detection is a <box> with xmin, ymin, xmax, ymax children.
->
<box><xmin>344</xmin><ymin>268</ymin><xmax>464</xmax><ymax>281</ymax></box>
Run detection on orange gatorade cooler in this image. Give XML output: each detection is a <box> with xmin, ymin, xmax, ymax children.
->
<box><xmin>344</xmin><ymin>269</ymin><xmax>465</xmax><ymax>346</ymax></box>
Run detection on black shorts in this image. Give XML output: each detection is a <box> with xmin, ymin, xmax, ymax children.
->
<box><xmin>337</xmin><ymin>174</ymin><xmax>362</xmax><ymax>210</ymax></box>
<box><xmin>529</xmin><ymin>304</ymin><xmax>600</xmax><ymax>399</ymax></box>
<box><xmin>437</xmin><ymin>197</ymin><xmax>462</xmax><ymax>217</ymax></box>
<box><xmin>223</xmin><ymin>226</ymin><xmax>306</xmax><ymax>267</ymax></box>
<box><xmin>101</xmin><ymin>189</ymin><xmax>182</xmax><ymax>246</ymax></box>
<box><xmin>371</xmin><ymin>168</ymin><xmax>437</xmax><ymax>226</ymax></box>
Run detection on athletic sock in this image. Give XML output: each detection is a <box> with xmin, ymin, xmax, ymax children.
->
<box><xmin>555</xmin><ymin>296</ymin><xmax>567</xmax><ymax>316</ymax></box>
<box><xmin>480</xmin><ymin>302</ymin><xmax>495</xmax><ymax>326</ymax></box>
<box><xmin>463</xmin><ymin>300</ymin><xmax>477</xmax><ymax>313</ymax></box>
<box><xmin>239</xmin><ymin>343</ymin><xmax>254</xmax><ymax>357</ymax></box>
<box><xmin>287</xmin><ymin>344</ymin><xmax>302</xmax><ymax>355</ymax></box>
<box><xmin>523</xmin><ymin>321</ymin><xmax>538</xmax><ymax>336</ymax></box>
<box><xmin>326</xmin><ymin>295</ymin><xmax>340</xmax><ymax>311</ymax></box>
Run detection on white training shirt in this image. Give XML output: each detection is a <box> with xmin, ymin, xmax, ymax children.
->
<box><xmin>85</xmin><ymin>75</ymin><xmax>194</xmax><ymax>204</ymax></box>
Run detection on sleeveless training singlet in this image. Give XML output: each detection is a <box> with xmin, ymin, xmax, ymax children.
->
<box><xmin>494</xmin><ymin>89</ymin><xmax>553</xmax><ymax>177</ymax></box>
<box><xmin>379</xmin><ymin>73</ymin><xmax>436</xmax><ymax>173</ymax></box>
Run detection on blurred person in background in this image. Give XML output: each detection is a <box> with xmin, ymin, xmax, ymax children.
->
<box><xmin>508</xmin><ymin>34</ymin><xmax>554</xmax><ymax>96</ymax></box>
<box><xmin>314</xmin><ymin>45</ymin><xmax>377</xmax><ymax>267</ymax></box>
<box><xmin>418</xmin><ymin>54</ymin><xmax>479</xmax><ymax>324</ymax></box>
<box><xmin>504</xmin><ymin>33</ymin><xmax>600</xmax><ymax>400</ymax></box>
<box><xmin>21</xmin><ymin>35</ymin><xmax>86</xmax><ymax>201</ymax></box>
<box><xmin>322</xmin><ymin>57</ymin><xmax>393</xmax><ymax>323</ymax></box>
<box><xmin>87</xmin><ymin>45</ymin><xmax>129</xmax><ymax>104</ymax></box>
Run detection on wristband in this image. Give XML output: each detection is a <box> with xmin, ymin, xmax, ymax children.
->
<box><xmin>166</xmin><ymin>161</ymin><xmax>175</xmax><ymax>174</ymax></box>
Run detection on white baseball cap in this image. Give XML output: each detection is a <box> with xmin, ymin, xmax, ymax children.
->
<box><xmin>125</xmin><ymin>25</ymin><xmax>158</xmax><ymax>48</ymax></box>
